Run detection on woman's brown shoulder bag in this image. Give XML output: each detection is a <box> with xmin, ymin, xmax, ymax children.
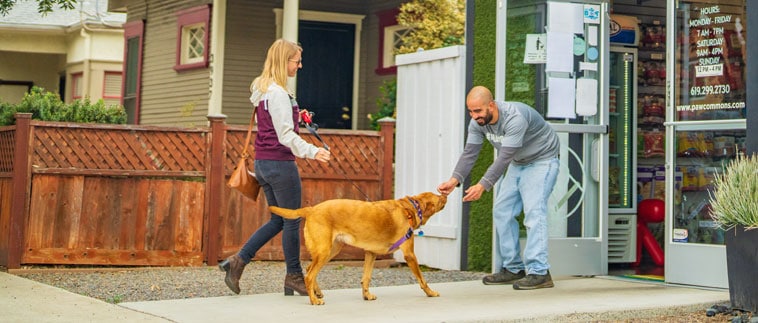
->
<box><xmin>227</xmin><ymin>107</ymin><xmax>261</xmax><ymax>200</ymax></box>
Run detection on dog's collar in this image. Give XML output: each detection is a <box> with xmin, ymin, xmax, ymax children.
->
<box><xmin>387</xmin><ymin>198</ymin><xmax>424</xmax><ymax>253</ymax></box>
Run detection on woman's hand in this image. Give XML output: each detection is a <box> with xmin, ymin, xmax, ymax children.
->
<box><xmin>314</xmin><ymin>147</ymin><xmax>331</xmax><ymax>163</ymax></box>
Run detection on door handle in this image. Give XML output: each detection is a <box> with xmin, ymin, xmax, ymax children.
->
<box><xmin>550</xmin><ymin>124</ymin><xmax>609</xmax><ymax>134</ymax></box>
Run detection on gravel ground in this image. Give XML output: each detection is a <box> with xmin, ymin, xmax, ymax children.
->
<box><xmin>10</xmin><ymin>261</ymin><xmax>751</xmax><ymax>322</ymax></box>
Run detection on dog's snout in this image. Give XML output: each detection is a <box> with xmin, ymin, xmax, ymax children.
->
<box><xmin>438</xmin><ymin>194</ymin><xmax>447</xmax><ymax>207</ymax></box>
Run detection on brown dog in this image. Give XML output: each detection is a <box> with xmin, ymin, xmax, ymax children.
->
<box><xmin>269</xmin><ymin>192</ymin><xmax>447</xmax><ymax>305</ymax></box>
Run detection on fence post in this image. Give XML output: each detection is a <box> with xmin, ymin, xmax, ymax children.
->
<box><xmin>205</xmin><ymin>114</ymin><xmax>227</xmax><ymax>266</ymax></box>
<box><xmin>8</xmin><ymin>113</ymin><xmax>33</xmax><ymax>269</ymax></box>
<box><xmin>378</xmin><ymin>117</ymin><xmax>396</xmax><ymax>200</ymax></box>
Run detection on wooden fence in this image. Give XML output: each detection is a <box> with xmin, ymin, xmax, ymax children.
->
<box><xmin>0</xmin><ymin>113</ymin><xmax>395</xmax><ymax>268</ymax></box>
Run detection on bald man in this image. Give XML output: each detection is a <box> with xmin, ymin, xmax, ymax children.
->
<box><xmin>437</xmin><ymin>86</ymin><xmax>560</xmax><ymax>290</ymax></box>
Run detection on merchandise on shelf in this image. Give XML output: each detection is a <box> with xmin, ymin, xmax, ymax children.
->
<box><xmin>639</xmin><ymin>95</ymin><xmax>665</xmax><ymax>127</ymax></box>
<box><xmin>610</xmin><ymin>14</ymin><xmax>640</xmax><ymax>46</ymax></box>
<box><xmin>641</xmin><ymin>23</ymin><xmax>666</xmax><ymax>50</ymax></box>
<box><xmin>676</xmin><ymin>132</ymin><xmax>714</xmax><ymax>157</ymax></box>
<box><xmin>639</xmin><ymin>129</ymin><xmax>665</xmax><ymax>158</ymax></box>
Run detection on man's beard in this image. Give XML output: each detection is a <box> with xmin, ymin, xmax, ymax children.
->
<box><xmin>475</xmin><ymin>113</ymin><xmax>492</xmax><ymax>126</ymax></box>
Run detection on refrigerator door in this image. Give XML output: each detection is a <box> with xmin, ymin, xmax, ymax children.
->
<box><xmin>608</xmin><ymin>47</ymin><xmax>638</xmax><ymax>213</ymax></box>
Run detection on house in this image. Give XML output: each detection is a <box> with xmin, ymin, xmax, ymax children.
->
<box><xmin>0</xmin><ymin>0</ymin><xmax>126</xmax><ymax>106</ymax></box>
<box><xmin>107</xmin><ymin>0</ymin><xmax>407</xmax><ymax>128</ymax></box>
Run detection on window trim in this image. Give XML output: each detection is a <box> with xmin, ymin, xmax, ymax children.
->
<box><xmin>174</xmin><ymin>5</ymin><xmax>211</xmax><ymax>72</ymax></box>
<box><xmin>71</xmin><ymin>72</ymin><xmax>83</xmax><ymax>100</ymax></box>
<box><xmin>123</xmin><ymin>20</ymin><xmax>144</xmax><ymax>124</ymax></box>
<box><xmin>375</xmin><ymin>8</ymin><xmax>400</xmax><ymax>75</ymax></box>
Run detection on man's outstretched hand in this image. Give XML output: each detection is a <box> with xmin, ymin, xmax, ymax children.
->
<box><xmin>437</xmin><ymin>178</ymin><xmax>458</xmax><ymax>196</ymax></box>
<box><xmin>462</xmin><ymin>184</ymin><xmax>484</xmax><ymax>202</ymax></box>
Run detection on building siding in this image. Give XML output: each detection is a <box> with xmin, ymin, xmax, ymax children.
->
<box><xmin>221</xmin><ymin>0</ymin><xmax>279</xmax><ymax>125</ymax></box>
<box><xmin>131</xmin><ymin>0</ymin><xmax>212</xmax><ymax>127</ymax></box>
<box><xmin>129</xmin><ymin>0</ymin><xmax>404</xmax><ymax>129</ymax></box>
<box><xmin>361</xmin><ymin>2</ymin><xmax>402</xmax><ymax>130</ymax></box>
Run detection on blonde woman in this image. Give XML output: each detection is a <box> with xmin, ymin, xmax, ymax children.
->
<box><xmin>220</xmin><ymin>39</ymin><xmax>331</xmax><ymax>295</ymax></box>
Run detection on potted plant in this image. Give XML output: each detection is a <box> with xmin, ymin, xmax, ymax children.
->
<box><xmin>709</xmin><ymin>152</ymin><xmax>758</xmax><ymax>314</ymax></box>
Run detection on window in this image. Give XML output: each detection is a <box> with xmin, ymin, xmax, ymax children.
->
<box><xmin>103</xmin><ymin>72</ymin><xmax>123</xmax><ymax>106</ymax></box>
<box><xmin>376</xmin><ymin>8</ymin><xmax>405</xmax><ymax>75</ymax></box>
<box><xmin>123</xmin><ymin>20</ymin><xmax>144</xmax><ymax>124</ymax></box>
<box><xmin>382</xmin><ymin>24</ymin><xmax>412</xmax><ymax>69</ymax></box>
<box><xmin>182</xmin><ymin>23</ymin><xmax>205</xmax><ymax>64</ymax></box>
<box><xmin>174</xmin><ymin>5</ymin><xmax>211</xmax><ymax>71</ymax></box>
<box><xmin>71</xmin><ymin>73</ymin><xmax>83</xmax><ymax>100</ymax></box>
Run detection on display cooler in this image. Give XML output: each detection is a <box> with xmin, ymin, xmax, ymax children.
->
<box><xmin>607</xmin><ymin>46</ymin><xmax>638</xmax><ymax>263</ymax></box>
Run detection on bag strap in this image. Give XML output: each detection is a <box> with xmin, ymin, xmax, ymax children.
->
<box><xmin>240</xmin><ymin>106</ymin><xmax>258</xmax><ymax>158</ymax></box>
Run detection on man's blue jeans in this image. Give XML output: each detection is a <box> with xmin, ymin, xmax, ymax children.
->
<box><xmin>493</xmin><ymin>157</ymin><xmax>559</xmax><ymax>276</ymax></box>
<box><xmin>238</xmin><ymin>160</ymin><xmax>303</xmax><ymax>274</ymax></box>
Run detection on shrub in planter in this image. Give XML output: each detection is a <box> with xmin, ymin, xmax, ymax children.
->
<box><xmin>709</xmin><ymin>152</ymin><xmax>758</xmax><ymax>313</ymax></box>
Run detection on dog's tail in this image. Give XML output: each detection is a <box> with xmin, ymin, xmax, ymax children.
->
<box><xmin>269</xmin><ymin>206</ymin><xmax>307</xmax><ymax>219</ymax></box>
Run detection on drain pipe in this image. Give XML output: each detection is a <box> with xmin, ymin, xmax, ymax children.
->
<box><xmin>80</xmin><ymin>27</ymin><xmax>92</xmax><ymax>100</ymax></box>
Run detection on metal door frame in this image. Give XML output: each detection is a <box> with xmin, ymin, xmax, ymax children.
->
<box><xmin>663</xmin><ymin>0</ymin><xmax>748</xmax><ymax>288</ymax></box>
<box><xmin>495</xmin><ymin>0</ymin><xmax>610</xmax><ymax>276</ymax></box>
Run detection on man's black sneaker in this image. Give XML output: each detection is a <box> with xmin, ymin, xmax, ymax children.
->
<box><xmin>482</xmin><ymin>269</ymin><xmax>525</xmax><ymax>285</ymax></box>
<box><xmin>512</xmin><ymin>271</ymin><xmax>554</xmax><ymax>290</ymax></box>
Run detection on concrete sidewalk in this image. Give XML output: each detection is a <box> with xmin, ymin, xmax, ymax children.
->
<box><xmin>0</xmin><ymin>270</ymin><xmax>165</xmax><ymax>323</ymax></box>
<box><xmin>1</xmin><ymin>271</ymin><xmax>728</xmax><ymax>323</ymax></box>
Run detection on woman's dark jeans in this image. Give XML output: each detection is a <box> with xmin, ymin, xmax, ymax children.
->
<box><xmin>237</xmin><ymin>160</ymin><xmax>303</xmax><ymax>274</ymax></box>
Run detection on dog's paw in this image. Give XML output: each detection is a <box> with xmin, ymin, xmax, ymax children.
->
<box><xmin>310</xmin><ymin>297</ymin><xmax>325</xmax><ymax>305</ymax></box>
<box><xmin>362</xmin><ymin>292</ymin><xmax>377</xmax><ymax>301</ymax></box>
<box><xmin>425</xmin><ymin>290</ymin><xmax>440</xmax><ymax>297</ymax></box>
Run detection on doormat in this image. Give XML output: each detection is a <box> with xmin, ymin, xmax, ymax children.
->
<box><xmin>619</xmin><ymin>274</ymin><xmax>664</xmax><ymax>282</ymax></box>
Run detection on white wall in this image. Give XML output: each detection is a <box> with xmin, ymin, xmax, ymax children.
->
<box><xmin>0</xmin><ymin>51</ymin><xmax>66</xmax><ymax>103</ymax></box>
<box><xmin>67</xmin><ymin>29</ymin><xmax>125</xmax><ymax>63</ymax></box>
<box><xmin>393</xmin><ymin>46</ymin><xmax>466</xmax><ymax>270</ymax></box>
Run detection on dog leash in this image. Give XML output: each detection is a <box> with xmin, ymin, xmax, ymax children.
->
<box><xmin>301</xmin><ymin>111</ymin><xmax>372</xmax><ymax>201</ymax></box>
<box><xmin>304</xmin><ymin>122</ymin><xmax>329</xmax><ymax>151</ymax></box>
<box><xmin>387</xmin><ymin>197</ymin><xmax>425</xmax><ymax>253</ymax></box>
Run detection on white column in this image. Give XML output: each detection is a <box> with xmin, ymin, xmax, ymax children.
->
<box><xmin>80</xmin><ymin>28</ymin><xmax>92</xmax><ymax>100</ymax></box>
<box><xmin>281</xmin><ymin>0</ymin><xmax>299</xmax><ymax>42</ymax></box>
<box><xmin>282</xmin><ymin>0</ymin><xmax>299</xmax><ymax>92</ymax></box>
<box><xmin>208</xmin><ymin>0</ymin><xmax>227</xmax><ymax>117</ymax></box>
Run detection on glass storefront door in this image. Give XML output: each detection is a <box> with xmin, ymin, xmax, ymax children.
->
<box><xmin>665</xmin><ymin>0</ymin><xmax>747</xmax><ymax>288</ymax></box>
<box><xmin>496</xmin><ymin>0</ymin><xmax>609</xmax><ymax>276</ymax></box>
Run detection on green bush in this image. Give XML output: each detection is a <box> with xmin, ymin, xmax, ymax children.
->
<box><xmin>368</xmin><ymin>79</ymin><xmax>397</xmax><ymax>131</ymax></box>
<box><xmin>396</xmin><ymin>0</ymin><xmax>465</xmax><ymax>54</ymax></box>
<box><xmin>0</xmin><ymin>100</ymin><xmax>16</xmax><ymax>126</ymax></box>
<box><xmin>0</xmin><ymin>86</ymin><xmax>126</xmax><ymax>125</ymax></box>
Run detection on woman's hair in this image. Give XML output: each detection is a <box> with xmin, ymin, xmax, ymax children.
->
<box><xmin>250</xmin><ymin>39</ymin><xmax>302</xmax><ymax>94</ymax></box>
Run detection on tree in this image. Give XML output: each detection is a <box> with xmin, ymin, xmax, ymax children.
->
<box><xmin>368</xmin><ymin>0</ymin><xmax>465</xmax><ymax>129</ymax></box>
<box><xmin>396</xmin><ymin>0</ymin><xmax>466</xmax><ymax>54</ymax></box>
<box><xmin>0</xmin><ymin>0</ymin><xmax>77</xmax><ymax>16</ymax></box>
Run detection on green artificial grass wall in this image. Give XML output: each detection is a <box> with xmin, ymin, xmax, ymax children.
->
<box><xmin>466</xmin><ymin>0</ymin><xmax>497</xmax><ymax>272</ymax></box>
<box><xmin>467</xmin><ymin>1</ymin><xmax>536</xmax><ymax>272</ymax></box>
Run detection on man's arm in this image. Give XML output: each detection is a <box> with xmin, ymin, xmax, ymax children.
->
<box><xmin>451</xmin><ymin>143</ymin><xmax>483</xmax><ymax>184</ymax></box>
<box><xmin>478</xmin><ymin>146</ymin><xmax>518</xmax><ymax>190</ymax></box>
<box><xmin>460</xmin><ymin>146</ymin><xmax>517</xmax><ymax>201</ymax></box>
<box><xmin>438</xmin><ymin>143</ymin><xmax>482</xmax><ymax>195</ymax></box>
